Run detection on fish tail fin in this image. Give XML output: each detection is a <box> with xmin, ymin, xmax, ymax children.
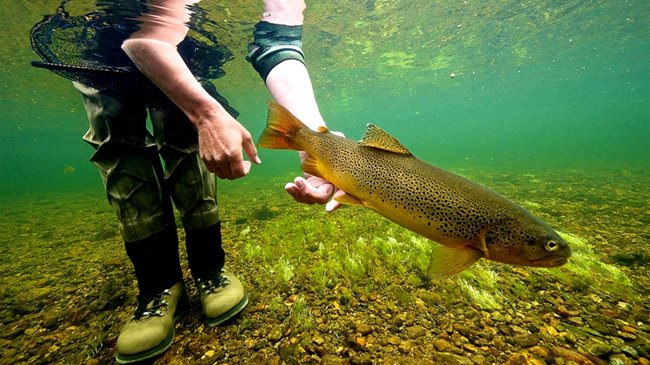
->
<box><xmin>258</xmin><ymin>101</ymin><xmax>305</xmax><ymax>150</ymax></box>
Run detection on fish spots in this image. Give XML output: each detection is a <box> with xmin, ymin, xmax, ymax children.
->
<box><xmin>301</xmin><ymin>125</ymin><xmax>570</xmax><ymax>268</ymax></box>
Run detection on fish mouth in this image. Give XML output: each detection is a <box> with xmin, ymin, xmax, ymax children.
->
<box><xmin>531</xmin><ymin>256</ymin><xmax>569</xmax><ymax>267</ymax></box>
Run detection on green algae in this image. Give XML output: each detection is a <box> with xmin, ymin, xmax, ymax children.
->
<box><xmin>544</xmin><ymin>232</ymin><xmax>633</xmax><ymax>295</ymax></box>
<box><xmin>2</xmin><ymin>168</ymin><xmax>650</xmax><ymax>363</ymax></box>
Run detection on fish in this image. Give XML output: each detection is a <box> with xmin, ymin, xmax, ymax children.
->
<box><xmin>258</xmin><ymin>101</ymin><xmax>571</xmax><ymax>277</ymax></box>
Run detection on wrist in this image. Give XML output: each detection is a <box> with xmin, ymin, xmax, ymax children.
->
<box><xmin>193</xmin><ymin>103</ymin><xmax>230</xmax><ymax>129</ymax></box>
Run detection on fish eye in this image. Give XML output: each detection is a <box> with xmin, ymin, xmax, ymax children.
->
<box><xmin>545</xmin><ymin>240</ymin><xmax>559</xmax><ymax>252</ymax></box>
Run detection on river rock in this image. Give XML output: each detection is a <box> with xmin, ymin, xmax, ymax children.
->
<box><xmin>550</xmin><ymin>346</ymin><xmax>594</xmax><ymax>365</ymax></box>
<box><xmin>504</xmin><ymin>351</ymin><xmax>545</xmax><ymax>365</ymax></box>
<box><xmin>431</xmin><ymin>352</ymin><xmax>473</xmax><ymax>365</ymax></box>
<box><xmin>355</xmin><ymin>323</ymin><xmax>374</xmax><ymax>336</ymax></box>
<box><xmin>608</xmin><ymin>353</ymin><xmax>633</xmax><ymax>365</ymax></box>
<box><xmin>405</xmin><ymin>325</ymin><xmax>426</xmax><ymax>339</ymax></box>
<box><xmin>514</xmin><ymin>333</ymin><xmax>539</xmax><ymax>348</ymax></box>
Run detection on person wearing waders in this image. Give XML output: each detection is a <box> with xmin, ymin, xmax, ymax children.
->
<box><xmin>30</xmin><ymin>0</ymin><xmax>340</xmax><ymax>362</ymax></box>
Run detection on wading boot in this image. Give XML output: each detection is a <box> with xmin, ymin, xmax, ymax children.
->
<box><xmin>116</xmin><ymin>282</ymin><xmax>189</xmax><ymax>364</ymax></box>
<box><xmin>195</xmin><ymin>268</ymin><xmax>248</xmax><ymax>327</ymax></box>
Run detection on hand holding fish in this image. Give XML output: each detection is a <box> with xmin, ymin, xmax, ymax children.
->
<box><xmin>260</xmin><ymin>101</ymin><xmax>571</xmax><ymax>277</ymax></box>
<box><xmin>285</xmin><ymin>151</ymin><xmax>343</xmax><ymax>212</ymax></box>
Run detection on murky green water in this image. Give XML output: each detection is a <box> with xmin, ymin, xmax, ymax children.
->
<box><xmin>1</xmin><ymin>0</ymin><xmax>648</xmax><ymax>196</ymax></box>
<box><xmin>0</xmin><ymin>1</ymin><xmax>649</xmax><ymax>363</ymax></box>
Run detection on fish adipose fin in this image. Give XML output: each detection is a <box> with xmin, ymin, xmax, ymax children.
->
<box><xmin>258</xmin><ymin>101</ymin><xmax>304</xmax><ymax>150</ymax></box>
<box><xmin>427</xmin><ymin>246</ymin><xmax>482</xmax><ymax>278</ymax></box>
<box><xmin>359</xmin><ymin>124</ymin><xmax>412</xmax><ymax>155</ymax></box>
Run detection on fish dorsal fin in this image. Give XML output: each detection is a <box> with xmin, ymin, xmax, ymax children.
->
<box><xmin>359</xmin><ymin>124</ymin><xmax>412</xmax><ymax>155</ymax></box>
<box><xmin>427</xmin><ymin>246</ymin><xmax>482</xmax><ymax>279</ymax></box>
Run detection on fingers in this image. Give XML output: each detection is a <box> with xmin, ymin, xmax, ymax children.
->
<box><xmin>325</xmin><ymin>199</ymin><xmax>342</xmax><ymax>212</ymax></box>
<box><xmin>285</xmin><ymin>176</ymin><xmax>341</xmax><ymax>211</ymax></box>
<box><xmin>206</xmin><ymin>152</ymin><xmax>252</xmax><ymax>180</ymax></box>
<box><xmin>243</xmin><ymin>133</ymin><xmax>262</xmax><ymax>165</ymax></box>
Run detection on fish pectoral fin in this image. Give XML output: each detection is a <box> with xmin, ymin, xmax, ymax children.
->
<box><xmin>301</xmin><ymin>154</ymin><xmax>324</xmax><ymax>179</ymax></box>
<box><xmin>332</xmin><ymin>190</ymin><xmax>365</xmax><ymax>207</ymax></box>
<box><xmin>359</xmin><ymin>124</ymin><xmax>412</xmax><ymax>155</ymax></box>
<box><xmin>427</xmin><ymin>246</ymin><xmax>482</xmax><ymax>279</ymax></box>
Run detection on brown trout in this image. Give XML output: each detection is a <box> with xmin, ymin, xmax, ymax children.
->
<box><xmin>259</xmin><ymin>101</ymin><xmax>571</xmax><ymax>277</ymax></box>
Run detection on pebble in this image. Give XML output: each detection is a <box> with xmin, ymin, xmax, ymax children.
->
<box><xmin>382</xmin><ymin>357</ymin><xmax>435</xmax><ymax>365</ymax></box>
<box><xmin>202</xmin><ymin>349</ymin><xmax>215</xmax><ymax>359</ymax></box>
<box><xmin>267</xmin><ymin>325</ymin><xmax>284</xmax><ymax>342</ymax></box>
<box><xmin>528</xmin><ymin>346</ymin><xmax>549</xmax><ymax>359</ymax></box>
<box><xmin>405</xmin><ymin>325</ymin><xmax>426</xmax><ymax>339</ymax></box>
<box><xmin>586</xmin><ymin>341</ymin><xmax>612</xmax><ymax>357</ymax></box>
<box><xmin>545</xmin><ymin>326</ymin><xmax>559</xmax><ymax>337</ymax></box>
<box><xmin>514</xmin><ymin>333</ymin><xmax>539</xmax><ymax>348</ymax></box>
<box><xmin>350</xmin><ymin>354</ymin><xmax>372</xmax><ymax>365</ymax></box>
<box><xmin>617</xmin><ymin>331</ymin><xmax>637</xmax><ymax>341</ymax></box>
<box><xmin>608</xmin><ymin>353</ymin><xmax>634</xmax><ymax>365</ymax></box>
<box><xmin>471</xmin><ymin>354</ymin><xmax>487</xmax><ymax>365</ymax></box>
<box><xmin>619</xmin><ymin>345</ymin><xmax>638</xmax><ymax>357</ymax></box>
<box><xmin>321</xmin><ymin>355</ymin><xmax>350</xmax><ymax>365</ymax></box>
<box><xmin>356</xmin><ymin>323</ymin><xmax>374</xmax><ymax>336</ymax></box>
<box><xmin>588</xmin><ymin>317</ymin><xmax>615</xmax><ymax>335</ymax></box>
<box><xmin>387</xmin><ymin>336</ymin><xmax>401</xmax><ymax>345</ymax></box>
<box><xmin>557</xmin><ymin>305</ymin><xmax>580</xmax><ymax>317</ymax></box>
<box><xmin>568</xmin><ymin>316</ymin><xmax>584</xmax><ymax>325</ymax></box>
<box><xmin>432</xmin><ymin>338</ymin><xmax>460</xmax><ymax>354</ymax></box>
<box><xmin>504</xmin><ymin>351</ymin><xmax>545</xmax><ymax>365</ymax></box>
<box><xmin>620</xmin><ymin>325</ymin><xmax>637</xmax><ymax>335</ymax></box>
<box><xmin>398</xmin><ymin>340</ymin><xmax>415</xmax><ymax>354</ymax></box>
<box><xmin>431</xmin><ymin>352</ymin><xmax>473</xmax><ymax>365</ymax></box>
<box><xmin>550</xmin><ymin>346</ymin><xmax>594</xmax><ymax>365</ymax></box>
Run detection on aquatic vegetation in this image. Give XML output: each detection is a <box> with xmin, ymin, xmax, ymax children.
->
<box><xmin>544</xmin><ymin>232</ymin><xmax>632</xmax><ymax>295</ymax></box>
<box><xmin>242</xmin><ymin>241</ymin><xmax>264</xmax><ymax>261</ymax></box>
<box><xmin>456</xmin><ymin>279</ymin><xmax>501</xmax><ymax>310</ymax></box>
<box><xmin>3</xmin><ymin>168</ymin><xmax>650</xmax><ymax>364</ymax></box>
<box><xmin>289</xmin><ymin>296</ymin><xmax>314</xmax><ymax>332</ymax></box>
<box><xmin>269</xmin><ymin>256</ymin><xmax>295</xmax><ymax>289</ymax></box>
<box><xmin>454</xmin><ymin>262</ymin><xmax>504</xmax><ymax>310</ymax></box>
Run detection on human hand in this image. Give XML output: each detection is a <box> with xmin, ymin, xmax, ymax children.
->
<box><xmin>285</xmin><ymin>151</ymin><xmax>343</xmax><ymax>212</ymax></box>
<box><xmin>196</xmin><ymin>108</ymin><xmax>261</xmax><ymax>179</ymax></box>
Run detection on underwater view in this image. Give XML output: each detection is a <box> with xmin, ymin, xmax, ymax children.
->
<box><xmin>1</xmin><ymin>0</ymin><xmax>649</xmax><ymax>364</ymax></box>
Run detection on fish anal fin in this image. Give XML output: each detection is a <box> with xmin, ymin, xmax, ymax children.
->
<box><xmin>332</xmin><ymin>190</ymin><xmax>365</xmax><ymax>207</ymax></box>
<box><xmin>359</xmin><ymin>124</ymin><xmax>412</xmax><ymax>155</ymax></box>
<box><xmin>301</xmin><ymin>154</ymin><xmax>324</xmax><ymax>179</ymax></box>
<box><xmin>427</xmin><ymin>246</ymin><xmax>482</xmax><ymax>279</ymax></box>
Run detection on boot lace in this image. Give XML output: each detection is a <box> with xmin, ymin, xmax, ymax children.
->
<box><xmin>196</xmin><ymin>269</ymin><xmax>231</xmax><ymax>296</ymax></box>
<box><xmin>133</xmin><ymin>289</ymin><xmax>171</xmax><ymax>319</ymax></box>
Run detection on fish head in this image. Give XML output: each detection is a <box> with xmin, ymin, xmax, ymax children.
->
<box><xmin>480</xmin><ymin>217</ymin><xmax>571</xmax><ymax>268</ymax></box>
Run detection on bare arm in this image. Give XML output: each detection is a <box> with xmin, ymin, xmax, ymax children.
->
<box><xmin>121</xmin><ymin>0</ymin><xmax>260</xmax><ymax>180</ymax></box>
<box><xmin>256</xmin><ymin>0</ymin><xmax>340</xmax><ymax>210</ymax></box>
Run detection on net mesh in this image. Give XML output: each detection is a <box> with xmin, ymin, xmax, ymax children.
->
<box><xmin>30</xmin><ymin>1</ymin><xmax>238</xmax><ymax>115</ymax></box>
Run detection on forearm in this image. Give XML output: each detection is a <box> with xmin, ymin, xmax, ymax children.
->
<box><xmin>122</xmin><ymin>38</ymin><xmax>228</xmax><ymax>125</ymax></box>
<box><xmin>266</xmin><ymin>61</ymin><xmax>325</xmax><ymax>130</ymax></box>
<box><xmin>251</xmin><ymin>0</ymin><xmax>325</xmax><ymax>130</ymax></box>
<box><xmin>121</xmin><ymin>0</ymin><xmax>228</xmax><ymax>127</ymax></box>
